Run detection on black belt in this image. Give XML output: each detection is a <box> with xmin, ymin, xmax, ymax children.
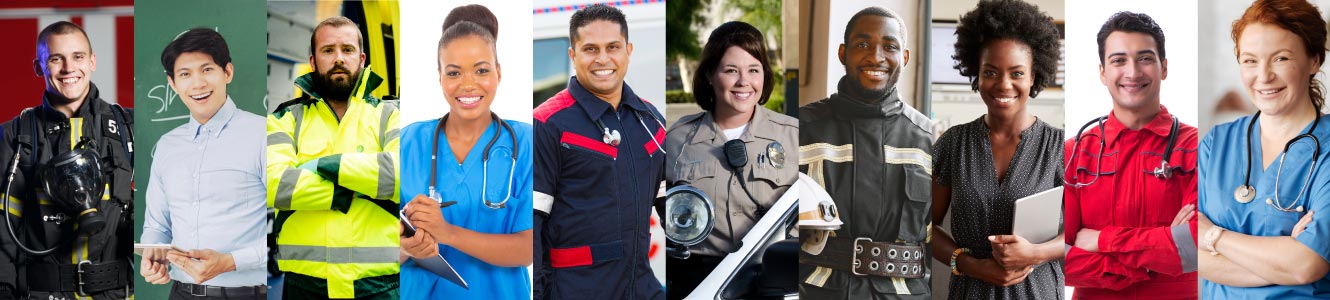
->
<box><xmin>800</xmin><ymin>237</ymin><xmax>925</xmax><ymax>278</ymax></box>
<box><xmin>26</xmin><ymin>260</ymin><xmax>129</xmax><ymax>294</ymax></box>
<box><xmin>174</xmin><ymin>281</ymin><xmax>268</xmax><ymax>298</ymax></box>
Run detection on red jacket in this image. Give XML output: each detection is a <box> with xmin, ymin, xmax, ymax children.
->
<box><xmin>1063</xmin><ymin>107</ymin><xmax>1198</xmax><ymax>300</ymax></box>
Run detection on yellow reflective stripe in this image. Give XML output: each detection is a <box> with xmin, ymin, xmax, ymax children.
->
<box><xmin>101</xmin><ymin>183</ymin><xmax>110</xmax><ymax>200</ymax></box>
<box><xmin>804</xmin><ymin>266</ymin><xmax>832</xmax><ymax>287</ymax></box>
<box><xmin>69</xmin><ymin>118</ymin><xmax>83</xmax><ymax>150</ymax></box>
<box><xmin>892</xmin><ymin>277</ymin><xmax>911</xmax><ymax>294</ymax></box>
<box><xmin>799</xmin><ymin>143</ymin><xmax>854</xmax><ymax>164</ymax></box>
<box><xmin>3</xmin><ymin>196</ymin><xmax>19</xmax><ymax>217</ymax></box>
<box><xmin>883</xmin><ymin>145</ymin><xmax>932</xmax><ymax>175</ymax></box>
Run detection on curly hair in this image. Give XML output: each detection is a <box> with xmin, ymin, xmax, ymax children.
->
<box><xmin>952</xmin><ymin>0</ymin><xmax>1061</xmax><ymax>97</ymax></box>
<box><xmin>692</xmin><ymin>21</ymin><xmax>774</xmax><ymax>112</ymax></box>
<box><xmin>1232</xmin><ymin>0</ymin><xmax>1327</xmax><ymax>110</ymax></box>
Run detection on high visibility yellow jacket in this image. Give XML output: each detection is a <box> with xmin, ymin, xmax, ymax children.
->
<box><xmin>266</xmin><ymin>69</ymin><xmax>400</xmax><ymax>298</ymax></box>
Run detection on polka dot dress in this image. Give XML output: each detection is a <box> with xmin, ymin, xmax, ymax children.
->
<box><xmin>933</xmin><ymin>116</ymin><xmax>1065</xmax><ymax>300</ymax></box>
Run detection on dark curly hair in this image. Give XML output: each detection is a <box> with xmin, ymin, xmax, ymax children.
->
<box><xmin>692</xmin><ymin>21</ymin><xmax>774</xmax><ymax>112</ymax></box>
<box><xmin>952</xmin><ymin>0</ymin><xmax>1060</xmax><ymax>98</ymax></box>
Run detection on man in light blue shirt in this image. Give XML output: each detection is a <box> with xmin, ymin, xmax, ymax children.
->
<box><xmin>139</xmin><ymin>28</ymin><xmax>268</xmax><ymax>300</ymax></box>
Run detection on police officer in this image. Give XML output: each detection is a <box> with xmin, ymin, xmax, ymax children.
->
<box><xmin>532</xmin><ymin>4</ymin><xmax>666</xmax><ymax>300</ymax></box>
<box><xmin>798</xmin><ymin>7</ymin><xmax>933</xmax><ymax>299</ymax></box>
<box><xmin>0</xmin><ymin>21</ymin><xmax>135</xmax><ymax>300</ymax></box>
<box><xmin>663</xmin><ymin>21</ymin><xmax>797</xmax><ymax>299</ymax></box>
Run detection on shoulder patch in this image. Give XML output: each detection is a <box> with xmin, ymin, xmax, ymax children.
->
<box><xmin>534</xmin><ymin>89</ymin><xmax>576</xmax><ymax>123</ymax></box>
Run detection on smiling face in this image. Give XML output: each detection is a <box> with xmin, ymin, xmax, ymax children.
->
<box><xmin>310</xmin><ymin>24</ymin><xmax>365</xmax><ymax>100</ymax></box>
<box><xmin>167</xmin><ymin>52</ymin><xmax>233</xmax><ymax>125</ymax></box>
<box><xmin>1099</xmin><ymin>31</ymin><xmax>1168</xmax><ymax>111</ymax></box>
<box><xmin>37</xmin><ymin>32</ymin><xmax>96</xmax><ymax>104</ymax></box>
<box><xmin>839</xmin><ymin>15</ymin><xmax>909</xmax><ymax>95</ymax></box>
<box><xmin>1238</xmin><ymin>22</ymin><xmax>1320</xmax><ymax>116</ymax></box>
<box><xmin>709</xmin><ymin>46</ymin><xmax>765</xmax><ymax>122</ymax></box>
<box><xmin>978</xmin><ymin>39</ymin><xmax>1035</xmax><ymax>116</ymax></box>
<box><xmin>439</xmin><ymin>35</ymin><xmax>500</xmax><ymax>122</ymax></box>
<box><xmin>569</xmin><ymin>20</ymin><xmax>632</xmax><ymax>102</ymax></box>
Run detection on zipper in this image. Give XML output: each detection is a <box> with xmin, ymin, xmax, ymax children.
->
<box><xmin>618</xmin><ymin>110</ymin><xmax>641</xmax><ymax>299</ymax></box>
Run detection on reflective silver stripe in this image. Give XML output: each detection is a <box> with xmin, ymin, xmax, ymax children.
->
<box><xmin>800</xmin><ymin>143</ymin><xmax>853</xmax><ymax>188</ymax></box>
<box><xmin>385</xmin><ymin>128</ymin><xmax>400</xmax><ymax>143</ymax></box>
<box><xmin>804</xmin><ymin>266</ymin><xmax>832</xmax><ymax>287</ymax></box>
<box><xmin>892</xmin><ymin>277</ymin><xmax>911</xmax><ymax>294</ymax></box>
<box><xmin>534</xmin><ymin>191</ymin><xmax>554</xmax><ymax>213</ymax></box>
<box><xmin>268</xmin><ymin>132</ymin><xmax>293</xmax><ymax>145</ymax></box>
<box><xmin>799</xmin><ymin>143</ymin><xmax>854</xmax><ymax>164</ymax></box>
<box><xmin>1172</xmin><ymin>223</ymin><xmax>1198</xmax><ymax>272</ymax></box>
<box><xmin>883</xmin><ymin>145</ymin><xmax>933</xmax><ymax>175</ymax></box>
<box><xmin>376</xmin><ymin>153</ymin><xmax>395</xmax><ymax>199</ymax></box>
<box><xmin>278</xmin><ymin>245</ymin><xmax>399</xmax><ymax>264</ymax></box>
<box><xmin>275</xmin><ymin>169</ymin><xmax>301</xmax><ymax>209</ymax></box>
<box><xmin>378</xmin><ymin>102</ymin><xmax>396</xmax><ymax>149</ymax></box>
<box><xmin>291</xmin><ymin>105</ymin><xmax>305</xmax><ymax>153</ymax></box>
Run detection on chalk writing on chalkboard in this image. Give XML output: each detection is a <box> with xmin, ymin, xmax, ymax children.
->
<box><xmin>146</xmin><ymin>84</ymin><xmax>189</xmax><ymax>122</ymax></box>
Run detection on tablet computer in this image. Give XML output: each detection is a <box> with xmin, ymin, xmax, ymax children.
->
<box><xmin>1012</xmin><ymin>186</ymin><xmax>1064</xmax><ymax>244</ymax></box>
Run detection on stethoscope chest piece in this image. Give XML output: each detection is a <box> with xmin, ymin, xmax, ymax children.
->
<box><xmin>1234</xmin><ymin>185</ymin><xmax>1256</xmax><ymax>204</ymax></box>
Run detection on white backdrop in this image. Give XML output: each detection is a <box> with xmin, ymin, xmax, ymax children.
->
<box><xmin>1064</xmin><ymin>0</ymin><xmax>1199</xmax><ymax>133</ymax></box>
<box><xmin>399</xmin><ymin>1</ymin><xmax>535</xmax><ymax>127</ymax></box>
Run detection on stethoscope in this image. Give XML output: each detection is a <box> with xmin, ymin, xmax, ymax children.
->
<box><xmin>429</xmin><ymin>112</ymin><xmax>517</xmax><ymax>209</ymax></box>
<box><xmin>592</xmin><ymin>109</ymin><xmax>666</xmax><ymax>155</ymax></box>
<box><xmin>1233</xmin><ymin>108</ymin><xmax>1322</xmax><ymax>212</ymax></box>
<box><xmin>1064</xmin><ymin>114</ymin><xmax>1179</xmax><ymax>188</ymax></box>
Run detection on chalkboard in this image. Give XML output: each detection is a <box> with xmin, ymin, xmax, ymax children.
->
<box><xmin>132</xmin><ymin>0</ymin><xmax>268</xmax><ymax>298</ymax></box>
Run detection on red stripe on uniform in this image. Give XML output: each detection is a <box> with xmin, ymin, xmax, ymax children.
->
<box><xmin>534</xmin><ymin>89</ymin><xmax>575</xmax><ymax>123</ymax></box>
<box><xmin>550</xmin><ymin>246</ymin><xmax>593</xmax><ymax>268</ymax></box>
<box><xmin>561</xmin><ymin>132</ymin><xmax>617</xmax><ymax>159</ymax></box>
<box><xmin>644</xmin><ymin>126</ymin><xmax>664</xmax><ymax>155</ymax></box>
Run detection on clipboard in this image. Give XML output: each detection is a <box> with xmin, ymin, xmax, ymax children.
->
<box><xmin>402</xmin><ymin>210</ymin><xmax>469</xmax><ymax>289</ymax></box>
<box><xmin>133</xmin><ymin>243</ymin><xmax>186</xmax><ymax>257</ymax></box>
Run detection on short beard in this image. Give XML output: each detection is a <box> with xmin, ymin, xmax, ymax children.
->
<box><xmin>315</xmin><ymin>66</ymin><xmax>360</xmax><ymax>101</ymax></box>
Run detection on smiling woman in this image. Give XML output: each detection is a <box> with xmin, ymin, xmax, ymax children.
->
<box><xmin>1197</xmin><ymin>0</ymin><xmax>1330</xmax><ymax>298</ymax></box>
<box><xmin>929</xmin><ymin>1</ymin><xmax>1066</xmax><ymax>299</ymax></box>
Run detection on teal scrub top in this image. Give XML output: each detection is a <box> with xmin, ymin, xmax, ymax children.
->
<box><xmin>399</xmin><ymin>117</ymin><xmax>534</xmax><ymax>300</ymax></box>
<box><xmin>1199</xmin><ymin>114</ymin><xmax>1330</xmax><ymax>299</ymax></box>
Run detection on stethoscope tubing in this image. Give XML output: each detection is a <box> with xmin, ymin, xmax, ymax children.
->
<box><xmin>430</xmin><ymin>112</ymin><xmax>518</xmax><ymax>210</ymax></box>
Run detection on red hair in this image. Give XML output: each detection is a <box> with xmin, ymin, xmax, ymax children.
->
<box><xmin>1232</xmin><ymin>0</ymin><xmax>1328</xmax><ymax>108</ymax></box>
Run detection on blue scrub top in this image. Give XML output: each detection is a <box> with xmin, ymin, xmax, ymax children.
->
<box><xmin>400</xmin><ymin>117</ymin><xmax>534</xmax><ymax>300</ymax></box>
<box><xmin>1199</xmin><ymin>114</ymin><xmax>1330</xmax><ymax>299</ymax></box>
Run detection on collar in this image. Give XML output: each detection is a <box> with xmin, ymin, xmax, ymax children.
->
<box><xmin>690</xmin><ymin>107</ymin><xmax>776</xmax><ymax>145</ymax></box>
<box><xmin>828</xmin><ymin>76</ymin><xmax>904</xmax><ymax>119</ymax></box>
<box><xmin>293</xmin><ymin>66</ymin><xmax>384</xmax><ymax>104</ymax></box>
<box><xmin>187</xmin><ymin>96</ymin><xmax>238</xmax><ymax>141</ymax></box>
<box><xmin>566</xmin><ymin>76</ymin><xmax>650</xmax><ymax>121</ymax></box>
<box><xmin>1099</xmin><ymin>105</ymin><xmax>1175</xmax><ymax>146</ymax></box>
<box><xmin>40</xmin><ymin>83</ymin><xmax>100</xmax><ymax>120</ymax></box>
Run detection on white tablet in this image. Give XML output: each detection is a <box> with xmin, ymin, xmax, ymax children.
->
<box><xmin>1012</xmin><ymin>186</ymin><xmax>1064</xmax><ymax>244</ymax></box>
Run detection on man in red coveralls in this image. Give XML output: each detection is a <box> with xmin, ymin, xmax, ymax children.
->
<box><xmin>1063</xmin><ymin>11</ymin><xmax>1198</xmax><ymax>300</ymax></box>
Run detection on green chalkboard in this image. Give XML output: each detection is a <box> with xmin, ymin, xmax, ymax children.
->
<box><xmin>132</xmin><ymin>0</ymin><xmax>268</xmax><ymax>298</ymax></box>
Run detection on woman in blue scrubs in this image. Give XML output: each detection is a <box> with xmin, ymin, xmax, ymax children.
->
<box><xmin>1197</xmin><ymin>0</ymin><xmax>1330</xmax><ymax>298</ymax></box>
<box><xmin>399</xmin><ymin>4</ymin><xmax>533</xmax><ymax>299</ymax></box>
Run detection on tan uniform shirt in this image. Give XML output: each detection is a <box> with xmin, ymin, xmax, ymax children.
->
<box><xmin>664</xmin><ymin>107</ymin><xmax>799</xmax><ymax>257</ymax></box>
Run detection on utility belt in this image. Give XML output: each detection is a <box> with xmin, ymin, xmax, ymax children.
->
<box><xmin>800</xmin><ymin>237</ymin><xmax>924</xmax><ymax>278</ymax></box>
<box><xmin>26</xmin><ymin>260</ymin><xmax>129</xmax><ymax>295</ymax></box>
<box><xmin>174</xmin><ymin>281</ymin><xmax>268</xmax><ymax>298</ymax></box>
